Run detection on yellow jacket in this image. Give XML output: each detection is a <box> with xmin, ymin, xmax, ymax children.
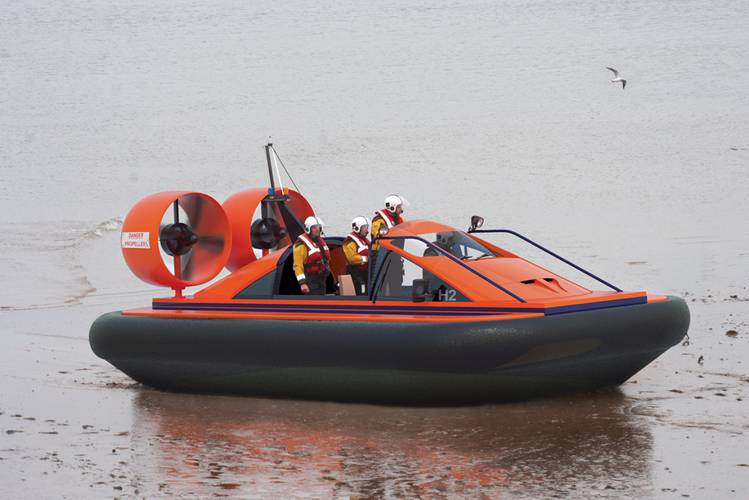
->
<box><xmin>293</xmin><ymin>234</ymin><xmax>330</xmax><ymax>284</ymax></box>
<box><xmin>292</xmin><ymin>242</ymin><xmax>309</xmax><ymax>283</ymax></box>
<box><xmin>371</xmin><ymin>211</ymin><xmax>405</xmax><ymax>252</ymax></box>
<box><xmin>343</xmin><ymin>237</ymin><xmax>368</xmax><ymax>266</ymax></box>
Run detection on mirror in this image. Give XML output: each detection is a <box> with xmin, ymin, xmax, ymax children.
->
<box><xmin>411</xmin><ymin>278</ymin><xmax>429</xmax><ymax>303</ymax></box>
<box><xmin>469</xmin><ymin>215</ymin><xmax>484</xmax><ymax>232</ymax></box>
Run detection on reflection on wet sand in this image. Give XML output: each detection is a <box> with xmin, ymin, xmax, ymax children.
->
<box><xmin>130</xmin><ymin>389</ymin><xmax>653</xmax><ymax>498</ymax></box>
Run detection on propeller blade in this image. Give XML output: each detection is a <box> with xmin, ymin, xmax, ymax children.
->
<box><xmin>173</xmin><ymin>200</ymin><xmax>180</xmax><ymax>224</ymax></box>
<box><xmin>184</xmin><ymin>244</ymin><xmax>218</xmax><ymax>282</ymax></box>
<box><xmin>180</xmin><ymin>250</ymin><xmax>195</xmax><ymax>281</ymax></box>
<box><xmin>197</xmin><ymin>235</ymin><xmax>224</xmax><ymax>254</ymax></box>
<box><xmin>180</xmin><ymin>196</ymin><xmax>206</xmax><ymax>231</ymax></box>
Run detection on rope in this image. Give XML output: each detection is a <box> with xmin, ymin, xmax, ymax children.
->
<box><xmin>270</xmin><ymin>145</ymin><xmax>302</xmax><ymax>194</ymax></box>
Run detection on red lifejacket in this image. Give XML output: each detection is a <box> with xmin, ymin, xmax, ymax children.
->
<box><xmin>373</xmin><ymin>209</ymin><xmax>402</xmax><ymax>229</ymax></box>
<box><xmin>297</xmin><ymin>233</ymin><xmax>330</xmax><ymax>275</ymax></box>
<box><xmin>346</xmin><ymin>231</ymin><xmax>370</xmax><ymax>268</ymax></box>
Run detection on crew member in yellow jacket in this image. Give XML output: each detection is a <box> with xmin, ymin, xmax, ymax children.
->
<box><xmin>343</xmin><ymin>216</ymin><xmax>371</xmax><ymax>295</ymax></box>
<box><xmin>370</xmin><ymin>194</ymin><xmax>407</xmax><ymax>264</ymax></box>
<box><xmin>292</xmin><ymin>216</ymin><xmax>330</xmax><ymax>295</ymax></box>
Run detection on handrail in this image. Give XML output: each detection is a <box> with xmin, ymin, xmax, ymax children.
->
<box><xmin>371</xmin><ymin>235</ymin><xmax>527</xmax><ymax>303</ymax></box>
<box><xmin>367</xmin><ymin>242</ymin><xmax>393</xmax><ymax>302</ymax></box>
<box><xmin>468</xmin><ymin>229</ymin><xmax>622</xmax><ymax>292</ymax></box>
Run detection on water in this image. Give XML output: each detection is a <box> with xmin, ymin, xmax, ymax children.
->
<box><xmin>1</xmin><ymin>0</ymin><xmax>748</xmax><ymax>497</ymax></box>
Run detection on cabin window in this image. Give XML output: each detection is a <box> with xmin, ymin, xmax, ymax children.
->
<box><xmin>397</xmin><ymin>231</ymin><xmax>496</xmax><ymax>260</ymax></box>
<box><xmin>373</xmin><ymin>251</ymin><xmax>468</xmax><ymax>302</ymax></box>
<box><xmin>234</xmin><ymin>271</ymin><xmax>276</xmax><ymax>299</ymax></box>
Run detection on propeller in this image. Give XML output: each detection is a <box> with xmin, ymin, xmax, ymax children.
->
<box><xmin>249</xmin><ymin>198</ymin><xmax>290</xmax><ymax>250</ymax></box>
<box><xmin>250</xmin><ymin>217</ymin><xmax>286</xmax><ymax>249</ymax></box>
<box><xmin>159</xmin><ymin>196</ymin><xmax>227</xmax><ymax>282</ymax></box>
<box><xmin>222</xmin><ymin>187</ymin><xmax>315</xmax><ymax>271</ymax></box>
<box><xmin>121</xmin><ymin>191</ymin><xmax>231</xmax><ymax>293</ymax></box>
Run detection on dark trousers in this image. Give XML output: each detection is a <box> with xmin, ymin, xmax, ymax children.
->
<box><xmin>347</xmin><ymin>265</ymin><xmax>368</xmax><ymax>296</ymax></box>
<box><xmin>306</xmin><ymin>273</ymin><xmax>328</xmax><ymax>295</ymax></box>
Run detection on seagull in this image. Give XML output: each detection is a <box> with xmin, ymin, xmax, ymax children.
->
<box><xmin>606</xmin><ymin>67</ymin><xmax>626</xmax><ymax>89</ymax></box>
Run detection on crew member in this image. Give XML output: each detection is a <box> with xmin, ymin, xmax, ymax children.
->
<box><xmin>370</xmin><ymin>194</ymin><xmax>407</xmax><ymax>264</ymax></box>
<box><xmin>293</xmin><ymin>216</ymin><xmax>331</xmax><ymax>295</ymax></box>
<box><xmin>424</xmin><ymin>232</ymin><xmax>460</xmax><ymax>258</ymax></box>
<box><xmin>343</xmin><ymin>216</ymin><xmax>371</xmax><ymax>295</ymax></box>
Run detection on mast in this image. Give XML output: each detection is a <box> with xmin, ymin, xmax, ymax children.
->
<box><xmin>257</xmin><ymin>141</ymin><xmax>304</xmax><ymax>243</ymax></box>
<box><xmin>264</xmin><ymin>142</ymin><xmax>276</xmax><ymax>193</ymax></box>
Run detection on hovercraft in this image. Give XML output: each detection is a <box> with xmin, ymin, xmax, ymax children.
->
<box><xmin>90</xmin><ymin>143</ymin><xmax>690</xmax><ymax>404</ymax></box>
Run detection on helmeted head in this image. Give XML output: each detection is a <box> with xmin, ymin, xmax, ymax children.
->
<box><xmin>304</xmin><ymin>216</ymin><xmax>324</xmax><ymax>237</ymax></box>
<box><xmin>351</xmin><ymin>216</ymin><xmax>370</xmax><ymax>236</ymax></box>
<box><xmin>384</xmin><ymin>194</ymin><xmax>408</xmax><ymax>216</ymax></box>
<box><xmin>436</xmin><ymin>231</ymin><xmax>455</xmax><ymax>250</ymax></box>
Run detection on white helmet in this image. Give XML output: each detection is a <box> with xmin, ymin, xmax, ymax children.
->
<box><xmin>384</xmin><ymin>194</ymin><xmax>409</xmax><ymax>214</ymax></box>
<box><xmin>436</xmin><ymin>231</ymin><xmax>455</xmax><ymax>247</ymax></box>
<box><xmin>351</xmin><ymin>216</ymin><xmax>370</xmax><ymax>232</ymax></box>
<box><xmin>304</xmin><ymin>215</ymin><xmax>324</xmax><ymax>233</ymax></box>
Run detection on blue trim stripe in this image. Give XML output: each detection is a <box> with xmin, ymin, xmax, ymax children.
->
<box><xmin>153</xmin><ymin>302</ymin><xmax>526</xmax><ymax>316</ymax></box>
<box><xmin>543</xmin><ymin>296</ymin><xmax>647</xmax><ymax>315</ymax></box>
<box><xmin>152</xmin><ymin>296</ymin><xmax>647</xmax><ymax>317</ymax></box>
<box><xmin>154</xmin><ymin>302</ymin><xmax>539</xmax><ymax>314</ymax></box>
<box><xmin>153</xmin><ymin>304</ymin><xmax>510</xmax><ymax>317</ymax></box>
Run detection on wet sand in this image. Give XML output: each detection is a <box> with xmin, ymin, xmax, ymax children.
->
<box><xmin>1</xmin><ymin>289</ymin><xmax>747</xmax><ymax>498</ymax></box>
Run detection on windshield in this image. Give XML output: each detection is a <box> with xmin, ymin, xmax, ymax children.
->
<box><xmin>392</xmin><ymin>231</ymin><xmax>497</xmax><ymax>260</ymax></box>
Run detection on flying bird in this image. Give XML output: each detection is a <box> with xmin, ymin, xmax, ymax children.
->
<box><xmin>606</xmin><ymin>67</ymin><xmax>626</xmax><ymax>89</ymax></box>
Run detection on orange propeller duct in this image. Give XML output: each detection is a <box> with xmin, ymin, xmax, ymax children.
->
<box><xmin>121</xmin><ymin>191</ymin><xmax>231</xmax><ymax>296</ymax></box>
<box><xmin>223</xmin><ymin>188</ymin><xmax>315</xmax><ymax>272</ymax></box>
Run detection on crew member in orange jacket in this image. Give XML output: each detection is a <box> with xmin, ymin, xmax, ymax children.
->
<box><xmin>343</xmin><ymin>216</ymin><xmax>371</xmax><ymax>295</ymax></box>
<box><xmin>293</xmin><ymin>216</ymin><xmax>330</xmax><ymax>295</ymax></box>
